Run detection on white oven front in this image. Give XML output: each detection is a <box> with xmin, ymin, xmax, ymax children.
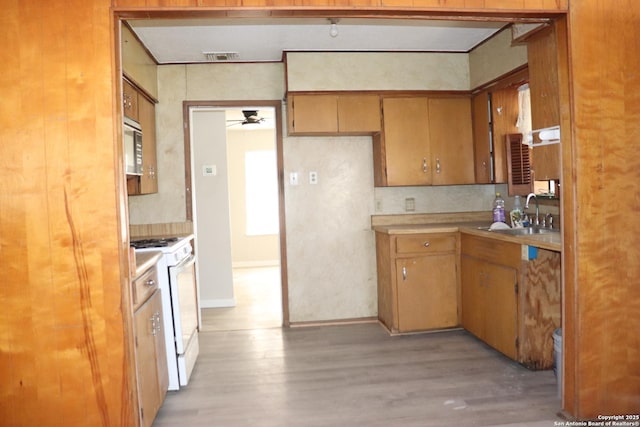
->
<box><xmin>168</xmin><ymin>253</ymin><xmax>199</xmax><ymax>386</ymax></box>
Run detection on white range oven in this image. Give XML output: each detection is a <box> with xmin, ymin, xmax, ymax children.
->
<box><xmin>131</xmin><ymin>235</ymin><xmax>199</xmax><ymax>391</ymax></box>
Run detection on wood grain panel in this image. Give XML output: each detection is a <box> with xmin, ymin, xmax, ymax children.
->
<box><xmin>0</xmin><ymin>1</ymin><xmax>137</xmax><ymax>426</ymax></box>
<box><xmin>518</xmin><ymin>249</ymin><xmax>560</xmax><ymax>370</ymax></box>
<box><xmin>566</xmin><ymin>1</ymin><xmax>640</xmax><ymax>418</ymax></box>
<box><xmin>375</xmin><ymin>233</ymin><xmax>395</xmax><ymax>331</ymax></box>
<box><xmin>472</xmin><ymin>91</ymin><xmax>492</xmax><ymax>184</ymax></box>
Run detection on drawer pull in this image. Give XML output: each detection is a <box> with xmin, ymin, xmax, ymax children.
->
<box><xmin>402</xmin><ymin>266</ymin><xmax>407</xmax><ymax>281</ymax></box>
<box><xmin>145</xmin><ymin>279</ymin><xmax>155</xmax><ymax>287</ymax></box>
<box><xmin>423</xmin><ymin>242</ymin><xmax>430</xmax><ymax>248</ymax></box>
<box><xmin>422</xmin><ymin>158</ymin><xmax>428</xmax><ymax>173</ymax></box>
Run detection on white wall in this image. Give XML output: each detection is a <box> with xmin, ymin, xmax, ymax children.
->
<box><xmin>287</xmin><ymin>52</ymin><xmax>469</xmax><ymax>91</ymax></box>
<box><xmin>191</xmin><ymin>110</ymin><xmax>235</xmax><ymax>308</ymax></box>
<box><xmin>469</xmin><ymin>28</ymin><xmax>528</xmax><ymax>89</ymax></box>
<box><xmin>284</xmin><ymin>136</ymin><xmax>377</xmax><ymax>322</ymax></box>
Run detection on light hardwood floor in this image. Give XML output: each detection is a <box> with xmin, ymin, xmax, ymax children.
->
<box><xmin>201</xmin><ymin>266</ymin><xmax>282</xmax><ymax>331</ymax></box>
<box><xmin>154</xmin><ymin>323</ymin><xmax>562</xmax><ymax>426</ymax></box>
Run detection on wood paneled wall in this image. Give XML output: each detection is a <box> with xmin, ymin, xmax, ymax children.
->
<box><xmin>2</xmin><ymin>0</ymin><xmax>638</xmax><ymax>425</ymax></box>
<box><xmin>112</xmin><ymin>0</ymin><xmax>567</xmax><ymax>9</ymax></box>
<box><xmin>0</xmin><ymin>1</ymin><xmax>136</xmax><ymax>426</ymax></box>
<box><xmin>563</xmin><ymin>0</ymin><xmax>640</xmax><ymax>418</ymax></box>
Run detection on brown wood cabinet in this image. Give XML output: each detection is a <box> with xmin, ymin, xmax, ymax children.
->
<box><xmin>125</xmin><ymin>78</ymin><xmax>158</xmax><ymax>195</ymax></box>
<box><xmin>461</xmin><ymin>233</ymin><xmax>561</xmax><ymax>368</ymax></box>
<box><xmin>123</xmin><ymin>79</ymin><xmax>139</xmax><ymax>121</ymax></box>
<box><xmin>472</xmin><ymin>90</ymin><xmax>492</xmax><ymax>184</ymax></box>
<box><xmin>138</xmin><ymin>96</ymin><xmax>158</xmax><ymax>194</ymax></box>
<box><xmin>374</xmin><ymin>96</ymin><xmax>474</xmax><ymax>186</ymax></box>
<box><xmin>376</xmin><ymin>232</ymin><xmax>459</xmax><ymax>333</ymax></box>
<box><xmin>527</xmin><ymin>26</ymin><xmax>562</xmax><ymax>181</ymax></box>
<box><xmin>287</xmin><ymin>93</ymin><xmax>381</xmax><ymax>135</ymax></box>
<box><xmin>133</xmin><ymin>266</ymin><xmax>168</xmax><ymax>427</ymax></box>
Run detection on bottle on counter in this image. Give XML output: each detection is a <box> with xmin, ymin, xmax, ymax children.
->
<box><xmin>493</xmin><ymin>192</ymin><xmax>506</xmax><ymax>223</ymax></box>
<box><xmin>510</xmin><ymin>195</ymin><xmax>524</xmax><ymax>228</ymax></box>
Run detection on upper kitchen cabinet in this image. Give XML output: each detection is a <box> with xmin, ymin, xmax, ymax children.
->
<box><xmin>125</xmin><ymin>78</ymin><xmax>158</xmax><ymax>196</ymax></box>
<box><xmin>287</xmin><ymin>92</ymin><xmax>381</xmax><ymax>135</ymax></box>
<box><xmin>374</xmin><ymin>95</ymin><xmax>474</xmax><ymax>187</ymax></box>
<box><xmin>471</xmin><ymin>67</ymin><xmax>528</xmax><ymax>186</ymax></box>
<box><xmin>123</xmin><ymin>79</ymin><xmax>139</xmax><ymax>121</ymax></box>
<box><xmin>138</xmin><ymin>95</ymin><xmax>158</xmax><ymax>194</ymax></box>
<box><xmin>472</xmin><ymin>90</ymin><xmax>492</xmax><ymax>184</ymax></box>
<box><xmin>527</xmin><ymin>26</ymin><xmax>562</xmax><ymax>181</ymax></box>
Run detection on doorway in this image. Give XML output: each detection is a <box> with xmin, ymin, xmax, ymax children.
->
<box><xmin>185</xmin><ymin>101</ymin><xmax>288</xmax><ymax>330</ymax></box>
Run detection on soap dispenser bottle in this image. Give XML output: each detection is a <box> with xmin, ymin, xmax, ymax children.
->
<box><xmin>510</xmin><ymin>195</ymin><xmax>524</xmax><ymax>228</ymax></box>
<box><xmin>493</xmin><ymin>192</ymin><xmax>506</xmax><ymax>223</ymax></box>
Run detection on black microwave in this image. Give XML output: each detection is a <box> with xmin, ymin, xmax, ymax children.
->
<box><xmin>123</xmin><ymin>117</ymin><xmax>143</xmax><ymax>175</ymax></box>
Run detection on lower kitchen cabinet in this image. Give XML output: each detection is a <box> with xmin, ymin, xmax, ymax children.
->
<box><xmin>133</xmin><ymin>267</ymin><xmax>168</xmax><ymax>427</ymax></box>
<box><xmin>461</xmin><ymin>253</ymin><xmax>518</xmax><ymax>360</ymax></box>
<box><xmin>461</xmin><ymin>233</ymin><xmax>561</xmax><ymax>369</ymax></box>
<box><xmin>376</xmin><ymin>232</ymin><xmax>459</xmax><ymax>333</ymax></box>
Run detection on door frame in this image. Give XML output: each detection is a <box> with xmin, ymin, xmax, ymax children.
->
<box><xmin>183</xmin><ymin>100</ymin><xmax>289</xmax><ymax>326</ymax></box>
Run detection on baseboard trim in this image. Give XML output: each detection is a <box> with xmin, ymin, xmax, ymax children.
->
<box><xmin>200</xmin><ymin>298</ymin><xmax>237</xmax><ymax>308</ymax></box>
<box><xmin>232</xmin><ymin>260</ymin><xmax>280</xmax><ymax>269</ymax></box>
<box><xmin>289</xmin><ymin>316</ymin><xmax>378</xmax><ymax>328</ymax></box>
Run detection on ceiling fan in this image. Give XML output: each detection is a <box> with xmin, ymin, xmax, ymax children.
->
<box><xmin>227</xmin><ymin>110</ymin><xmax>265</xmax><ymax>127</ymax></box>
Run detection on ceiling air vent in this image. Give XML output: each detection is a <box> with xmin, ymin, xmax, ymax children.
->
<box><xmin>203</xmin><ymin>52</ymin><xmax>240</xmax><ymax>61</ymax></box>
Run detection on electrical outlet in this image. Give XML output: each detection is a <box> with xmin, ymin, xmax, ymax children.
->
<box><xmin>309</xmin><ymin>171</ymin><xmax>318</xmax><ymax>184</ymax></box>
<box><xmin>405</xmin><ymin>197</ymin><xmax>416</xmax><ymax>212</ymax></box>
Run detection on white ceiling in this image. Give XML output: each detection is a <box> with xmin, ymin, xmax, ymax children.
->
<box><xmin>127</xmin><ymin>18</ymin><xmax>509</xmax><ymax>63</ymax></box>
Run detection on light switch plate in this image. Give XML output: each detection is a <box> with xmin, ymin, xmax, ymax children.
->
<box><xmin>203</xmin><ymin>165</ymin><xmax>217</xmax><ymax>176</ymax></box>
<box><xmin>289</xmin><ymin>172</ymin><xmax>299</xmax><ymax>185</ymax></box>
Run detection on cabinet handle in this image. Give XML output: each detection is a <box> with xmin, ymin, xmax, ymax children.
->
<box><xmin>145</xmin><ymin>279</ymin><xmax>155</xmax><ymax>287</ymax></box>
<box><xmin>422</xmin><ymin>158</ymin><xmax>428</xmax><ymax>173</ymax></box>
<box><xmin>402</xmin><ymin>266</ymin><xmax>407</xmax><ymax>281</ymax></box>
<box><xmin>436</xmin><ymin>158</ymin><xmax>441</xmax><ymax>174</ymax></box>
<box><xmin>423</xmin><ymin>241</ymin><xmax>430</xmax><ymax>248</ymax></box>
<box><xmin>150</xmin><ymin>316</ymin><xmax>157</xmax><ymax>336</ymax></box>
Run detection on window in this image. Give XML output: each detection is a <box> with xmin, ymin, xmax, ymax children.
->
<box><xmin>245</xmin><ymin>150</ymin><xmax>279</xmax><ymax>236</ymax></box>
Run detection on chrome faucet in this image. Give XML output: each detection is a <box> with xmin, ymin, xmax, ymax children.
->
<box><xmin>525</xmin><ymin>193</ymin><xmax>539</xmax><ymax>226</ymax></box>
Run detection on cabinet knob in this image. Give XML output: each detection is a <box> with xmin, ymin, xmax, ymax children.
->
<box><xmin>423</xmin><ymin>242</ymin><xmax>430</xmax><ymax>248</ymax></box>
<box><xmin>145</xmin><ymin>279</ymin><xmax>155</xmax><ymax>287</ymax></box>
<box><xmin>422</xmin><ymin>158</ymin><xmax>428</xmax><ymax>173</ymax></box>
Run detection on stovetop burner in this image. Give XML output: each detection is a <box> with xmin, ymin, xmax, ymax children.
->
<box><xmin>130</xmin><ymin>237</ymin><xmax>180</xmax><ymax>249</ymax></box>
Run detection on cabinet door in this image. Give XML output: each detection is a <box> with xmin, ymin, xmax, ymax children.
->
<box><xmin>472</xmin><ymin>91</ymin><xmax>492</xmax><ymax>184</ymax></box>
<box><xmin>461</xmin><ymin>255</ymin><xmax>485</xmax><ymax>339</ymax></box>
<box><xmin>134</xmin><ymin>290</ymin><xmax>167</xmax><ymax>427</ymax></box>
<box><xmin>382</xmin><ymin>97</ymin><xmax>431</xmax><ymax>186</ymax></box>
<box><xmin>528</xmin><ymin>26</ymin><xmax>561</xmax><ymax>180</ymax></box>
<box><xmin>337</xmin><ymin>94</ymin><xmax>381</xmax><ymax>133</ymax></box>
<box><xmin>491</xmin><ymin>87</ymin><xmax>520</xmax><ymax>184</ymax></box>
<box><xmin>483</xmin><ymin>262</ymin><xmax>518</xmax><ymax>360</ymax></box>
<box><xmin>395</xmin><ymin>254</ymin><xmax>457</xmax><ymax>332</ymax></box>
<box><xmin>138</xmin><ymin>96</ymin><xmax>158</xmax><ymax>194</ymax></box>
<box><xmin>288</xmin><ymin>94</ymin><xmax>338</xmax><ymax>134</ymax></box>
<box><xmin>151</xmin><ymin>291</ymin><xmax>168</xmax><ymax>405</ymax></box>
<box><xmin>428</xmin><ymin>97</ymin><xmax>475</xmax><ymax>185</ymax></box>
<box><xmin>123</xmin><ymin>79</ymin><xmax>139</xmax><ymax>121</ymax></box>
<box><xmin>135</xmin><ymin>290</ymin><xmax>160</xmax><ymax>427</ymax></box>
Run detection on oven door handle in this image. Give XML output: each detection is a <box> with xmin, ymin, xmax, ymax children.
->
<box><xmin>175</xmin><ymin>254</ymin><xmax>196</xmax><ymax>270</ymax></box>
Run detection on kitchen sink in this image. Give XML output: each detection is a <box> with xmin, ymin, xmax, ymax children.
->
<box><xmin>482</xmin><ymin>226</ymin><xmax>559</xmax><ymax>236</ymax></box>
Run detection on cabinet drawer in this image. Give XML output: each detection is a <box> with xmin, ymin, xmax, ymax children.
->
<box><xmin>133</xmin><ymin>266</ymin><xmax>159</xmax><ymax>309</ymax></box>
<box><xmin>395</xmin><ymin>234</ymin><xmax>456</xmax><ymax>254</ymax></box>
<box><xmin>461</xmin><ymin>234</ymin><xmax>520</xmax><ymax>268</ymax></box>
